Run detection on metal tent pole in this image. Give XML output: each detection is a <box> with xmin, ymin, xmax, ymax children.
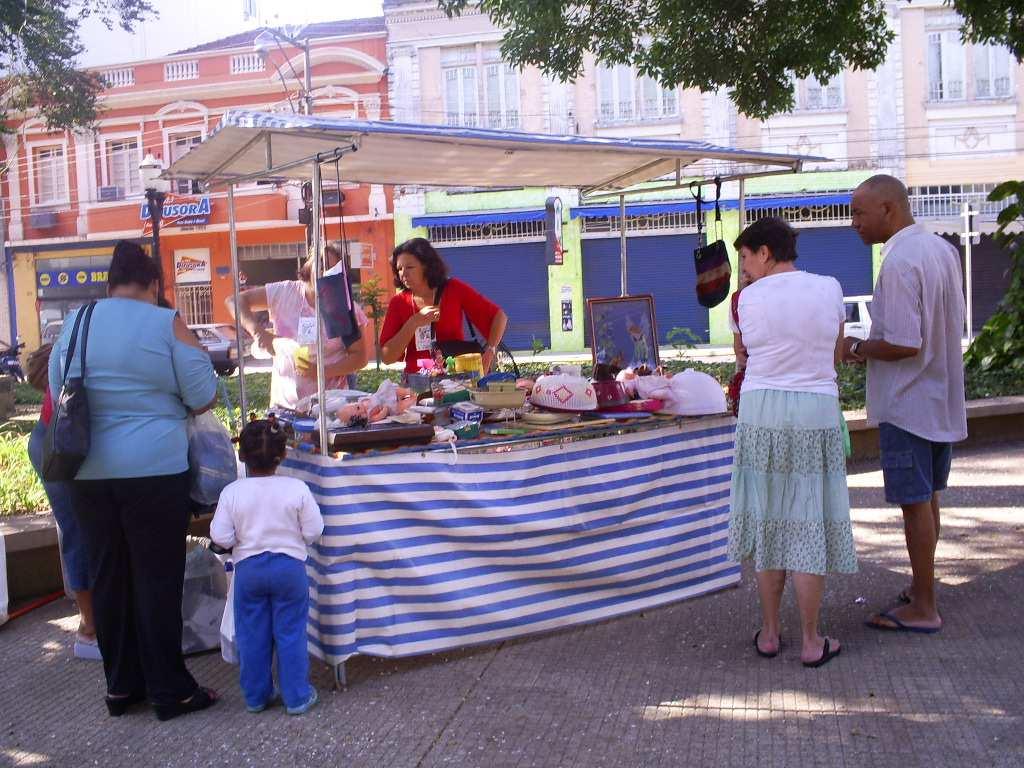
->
<box><xmin>738</xmin><ymin>177</ymin><xmax>746</xmax><ymax>231</ymax></box>
<box><xmin>619</xmin><ymin>194</ymin><xmax>627</xmax><ymax>296</ymax></box>
<box><xmin>312</xmin><ymin>159</ymin><xmax>329</xmax><ymax>454</ymax></box>
<box><xmin>227</xmin><ymin>184</ymin><xmax>248</xmax><ymax>418</ymax></box>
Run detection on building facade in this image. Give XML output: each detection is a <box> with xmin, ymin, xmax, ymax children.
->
<box><xmin>383</xmin><ymin>0</ymin><xmax>1023</xmax><ymax>352</ymax></box>
<box><xmin>2</xmin><ymin>17</ymin><xmax>393</xmax><ymax>354</ymax></box>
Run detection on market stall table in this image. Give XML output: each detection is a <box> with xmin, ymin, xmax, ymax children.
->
<box><xmin>279</xmin><ymin>414</ymin><xmax>737</xmax><ymax>686</ymax></box>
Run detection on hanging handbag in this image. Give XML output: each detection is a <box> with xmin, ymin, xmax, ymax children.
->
<box><xmin>431</xmin><ymin>280</ymin><xmax>520</xmax><ymax>376</ymax></box>
<box><xmin>693</xmin><ymin>178</ymin><xmax>732</xmax><ymax>309</ymax></box>
<box><xmin>42</xmin><ymin>301</ymin><xmax>97</xmax><ymax>482</ymax></box>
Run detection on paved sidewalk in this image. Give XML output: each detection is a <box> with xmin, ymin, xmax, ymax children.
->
<box><xmin>1</xmin><ymin>442</ymin><xmax>1022</xmax><ymax>768</ymax></box>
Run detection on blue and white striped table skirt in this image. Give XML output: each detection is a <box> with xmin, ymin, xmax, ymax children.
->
<box><xmin>279</xmin><ymin>415</ymin><xmax>738</xmax><ymax>666</ymax></box>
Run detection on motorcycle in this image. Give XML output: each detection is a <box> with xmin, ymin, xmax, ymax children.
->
<box><xmin>0</xmin><ymin>339</ymin><xmax>26</xmax><ymax>382</ymax></box>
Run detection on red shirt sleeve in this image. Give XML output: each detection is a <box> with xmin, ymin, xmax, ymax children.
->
<box><xmin>436</xmin><ymin>278</ymin><xmax>500</xmax><ymax>344</ymax></box>
<box><xmin>379</xmin><ymin>291</ymin><xmax>422</xmax><ymax>373</ymax></box>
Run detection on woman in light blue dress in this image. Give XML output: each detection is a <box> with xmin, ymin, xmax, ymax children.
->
<box><xmin>727</xmin><ymin>217</ymin><xmax>857</xmax><ymax>669</ymax></box>
<box><xmin>50</xmin><ymin>241</ymin><xmax>221</xmax><ymax>719</ymax></box>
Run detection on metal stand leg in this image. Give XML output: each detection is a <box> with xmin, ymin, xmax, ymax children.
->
<box><xmin>332</xmin><ymin>661</ymin><xmax>347</xmax><ymax>690</ymax></box>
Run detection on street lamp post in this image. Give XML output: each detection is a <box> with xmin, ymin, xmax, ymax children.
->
<box><xmin>253</xmin><ymin>28</ymin><xmax>313</xmax><ymax>115</ymax></box>
<box><xmin>139</xmin><ymin>154</ymin><xmax>170</xmax><ymax>301</ymax></box>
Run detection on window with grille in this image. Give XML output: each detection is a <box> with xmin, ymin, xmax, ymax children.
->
<box><xmin>580</xmin><ymin>210</ymin><xmax>699</xmax><ymax>235</ymax></box>
<box><xmin>597</xmin><ymin>65</ymin><xmax>678</xmax><ymax>124</ymax></box>
<box><xmin>106</xmin><ymin>139</ymin><xmax>142</xmax><ymax>195</ymax></box>
<box><xmin>928</xmin><ymin>30</ymin><xmax>966</xmax><ymax>101</ymax></box>
<box><xmin>175</xmin><ymin>284</ymin><xmax>213</xmax><ymax>325</ymax></box>
<box><xmin>973</xmin><ymin>44</ymin><xmax>1013</xmax><ymax>99</ymax></box>
<box><xmin>33</xmin><ymin>146</ymin><xmax>67</xmax><ymax>205</ymax></box>
<box><xmin>793</xmin><ymin>74</ymin><xmax>844</xmax><ymax>110</ymax></box>
<box><xmin>441</xmin><ymin>44</ymin><xmax>520</xmax><ymax>129</ymax></box>
<box><xmin>427</xmin><ymin>220</ymin><xmax>545</xmax><ymax>245</ymax></box>
<box><xmin>169</xmin><ymin>133</ymin><xmax>203</xmax><ymax>194</ymax></box>
<box><xmin>744</xmin><ymin>201</ymin><xmax>852</xmax><ymax>227</ymax></box>
<box><xmin>238</xmin><ymin>242</ymin><xmax>308</xmax><ymax>261</ymax></box>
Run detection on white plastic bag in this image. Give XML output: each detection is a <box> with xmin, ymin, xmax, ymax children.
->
<box><xmin>220</xmin><ymin>571</ymin><xmax>238</xmax><ymax>664</ymax></box>
<box><xmin>187</xmin><ymin>410</ymin><xmax>237</xmax><ymax>506</ymax></box>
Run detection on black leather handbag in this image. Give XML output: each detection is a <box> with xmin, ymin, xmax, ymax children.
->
<box><xmin>693</xmin><ymin>178</ymin><xmax>732</xmax><ymax>309</ymax></box>
<box><xmin>42</xmin><ymin>301</ymin><xmax>97</xmax><ymax>482</ymax></box>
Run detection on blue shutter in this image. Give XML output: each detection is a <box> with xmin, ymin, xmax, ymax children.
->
<box><xmin>582</xmin><ymin>234</ymin><xmax>709</xmax><ymax>344</ymax></box>
<box><xmin>941</xmin><ymin>233</ymin><xmax>1010</xmax><ymax>333</ymax></box>
<box><xmin>437</xmin><ymin>242</ymin><xmax>550</xmax><ymax>351</ymax></box>
<box><xmin>796</xmin><ymin>227</ymin><xmax>873</xmax><ymax>296</ymax></box>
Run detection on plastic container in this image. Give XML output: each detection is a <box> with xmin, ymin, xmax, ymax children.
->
<box><xmin>454</xmin><ymin>353</ymin><xmax>483</xmax><ymax>374</ymax></box>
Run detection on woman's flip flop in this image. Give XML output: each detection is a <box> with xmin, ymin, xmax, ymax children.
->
<box><xmin>802</xmin><ymin>638</ymin><xmax>841</xmax><ymax>668</ymax></box>
<box><xmin>753</xmin><ymin>629</ymin><xmax>779</xmax><ymax>658</ymax></box>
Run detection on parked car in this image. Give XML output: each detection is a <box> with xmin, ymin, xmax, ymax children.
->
<box><xmin>844</xmin><ymin>296</ymin><xmax>873</xmax><ymax>340</ymax></box>
<box><xmin>190</xmin><ymin>323</ymin><xmax>252</xmax><ymax>376</ymax></box>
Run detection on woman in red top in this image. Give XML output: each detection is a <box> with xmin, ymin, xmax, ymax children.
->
<box><xmin>379</xmin><ymin>238</ymin><xmax>508</xmax><ymax>374</ymax></box>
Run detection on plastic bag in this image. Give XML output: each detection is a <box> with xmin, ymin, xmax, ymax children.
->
<box><xmin>839</xmin><ymin>404</ymin><xmax>852</xmax><ymax>459</ymax></box>
<box><xmin>220</xmin><ymin>570</ymin><xmax>238</xmax><ymax>664</ymax></box>
<box><xmin>181</xmin><ymin>536</ymin><xmax>229</xmax><ymax>655</ymax></box>
<box><xmin>187</xmin><ymin>410</ymin><xmax>237</xmax><ymax>506</ymax></box>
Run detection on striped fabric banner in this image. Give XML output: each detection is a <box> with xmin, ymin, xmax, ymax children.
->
<box><xmin>280</xmin><ymin>416</ymin><xmax>738</xmax><ymax>667</ymax></box>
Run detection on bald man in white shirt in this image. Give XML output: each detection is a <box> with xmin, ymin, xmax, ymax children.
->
<box><xmin>843</xmin><ymin>174</ymin><xmax>967</xmax><ymax>635</ymax></box>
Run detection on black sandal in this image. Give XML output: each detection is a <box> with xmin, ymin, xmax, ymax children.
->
<box><xmin>802</xmin><ymin>638</ymin><xmax>842</xmax><ymax>668</ymax></box>
<box><xmin>105</xmin><ymin>691</ymin><xmax>147</xmax><ymax>717</ymax></box>
<box><xmin>154</xmin><ymin>686</ymin><xmax>219</xmax><ymax>722</ymax></box>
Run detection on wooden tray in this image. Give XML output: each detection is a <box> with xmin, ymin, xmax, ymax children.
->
<box><xmin>329</xmin><ymin>423</ymin><xmax>434</xmax><ymax>452</ymax></box>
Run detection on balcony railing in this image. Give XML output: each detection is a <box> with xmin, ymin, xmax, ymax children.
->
<box><xmin>910</xmin><ymin>185</ymin><xmax>1011</xmax><ymax>221</ymax></box>
<box><xmin>165</xmin><ymin>60</ymin><xmax>199</xmax><ymax>81</ymax></box>
<box><xmin>102</xmin><ymin>68</ymin><xmax>135</xmax><ymax>88</ymax></box>
<box><xmin>230</xmin><ymin>53</ymin><xmax>264</xmax><ymax>75</ymax></box>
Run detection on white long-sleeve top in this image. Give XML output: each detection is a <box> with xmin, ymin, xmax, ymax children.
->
<box><xmin>210</xmin><ymin>475</ymin><xmax>324</xmax><ymax>565</ymax></box>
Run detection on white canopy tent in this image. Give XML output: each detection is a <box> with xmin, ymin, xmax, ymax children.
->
<box><xmin>165</xmin><ymin>110</ymin><xmax>822</xmax><ymax>447</ymax></box>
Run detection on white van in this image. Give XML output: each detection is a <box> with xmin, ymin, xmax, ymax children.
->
<box><xmin>844</xmin><ymin>296</ymin><xmax>873</xmax><ymax>340</ymax></box>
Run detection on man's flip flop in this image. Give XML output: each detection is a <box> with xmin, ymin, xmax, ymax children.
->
<box><xmin>865</xmin><ymin>611</ymin><xmax>942</xmax><ymax>634</ymax></box>
<box><xmin>753</xmin><ymin>630</ymin><xmax>779</xmax><ymax>658</ymax></box>
<box><xmin>802</xmin><ymin>638</ymin><xmax>841</xmax><ymax>668</ymax></box>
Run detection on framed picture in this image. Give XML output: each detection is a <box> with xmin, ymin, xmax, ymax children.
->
<box><xmin>587</xmin><ymin>294</ymin><xmax>659</xmax><ymax>372</ymax></box>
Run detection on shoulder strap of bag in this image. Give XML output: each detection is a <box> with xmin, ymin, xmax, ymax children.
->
<box><xmin>433</xmin><ymin>279</ymin><xmax>480</xmax><ymax>344</ymax></box>
<box><xmin>78</xmin><ymin>301</ymin><xmax>97</xmax><ymax>379</ymax></box>
<box><xmin>59</xmin><ymin>301</ymin><xmax>95</xmax><ymax>386</ymax></box>
<box><xmin>713</xmin><ymin>176</ymin><xmax>723</xmax><ymax>241</ymax></box>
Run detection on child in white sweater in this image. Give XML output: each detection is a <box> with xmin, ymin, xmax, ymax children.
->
<box><xmin>210</xmin><ymin>416</ymin><xmax>324</xmax><ymax>715</ymax></box>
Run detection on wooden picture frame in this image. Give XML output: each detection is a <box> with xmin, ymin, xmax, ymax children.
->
<box><xmin>587</xmin><ymin>294</ymin><xmax>660</xmax><ymax>372</ymax></box>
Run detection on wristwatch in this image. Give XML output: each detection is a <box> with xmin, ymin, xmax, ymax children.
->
<box><xmin>851</xmin><ymin>340</ymin><xmax>863</xmax><ymax>357</ymax></box>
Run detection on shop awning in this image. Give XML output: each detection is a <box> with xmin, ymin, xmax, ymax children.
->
<box><xmin>164</xmin><ymin>110</ymin><xmax>821</xmax><ymax>193</ymax></box>
<box><xmin>411</xmin><ymin>208</ymin><xmax>547</xmax><ymax>227</ymax></box>
<box><xmin>570</xmin><ymin>192</ymin><xmax>852</xmax><ymax>219</ymax></box>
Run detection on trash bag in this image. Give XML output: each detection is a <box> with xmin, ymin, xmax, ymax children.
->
<box><xmin>181</xmin><ymin>536</ymin><xmax>229</xmax><ymax>655</ymax></box>
<box><xmin>187</xmin><ymin>410</ymin><xmax>237</xmax><ymax>506</ymax></box>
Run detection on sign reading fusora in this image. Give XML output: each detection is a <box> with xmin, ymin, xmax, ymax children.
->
<box><xmin>140</xmin><ymin>195</ymin><xmax>212</xmax><ymax>227</ymax></box>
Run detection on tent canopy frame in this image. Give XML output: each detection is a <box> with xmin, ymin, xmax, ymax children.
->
<box><xmin>165</xmin><ymin>110</ymin><xmax>824</xmax><ymax>462</ymax></box>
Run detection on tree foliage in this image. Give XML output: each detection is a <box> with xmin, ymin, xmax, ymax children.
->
<box><xmin>963</xmin><ymin>181</ymin><xmax>1024</xmax><ymax>374</ymax></box>
<box><xmin>439</xmin><ymin>0</ymin><xmax>1022</xmax><ymax>120</ymax></box>
<box><xmin>1</xmin><ymin>1</ymin><xmax>156</xmax><ymax>132</ymax></box>
<box><xmin>354</xmin><ymin>274</ymin><xmax>390</xmax><ymax>370</ymax></box>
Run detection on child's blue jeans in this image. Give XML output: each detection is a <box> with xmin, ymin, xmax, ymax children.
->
<box><xmin>233</xmin><ymin>551</ymin><xmax>313</xmax><ymax>711</ymax></box>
